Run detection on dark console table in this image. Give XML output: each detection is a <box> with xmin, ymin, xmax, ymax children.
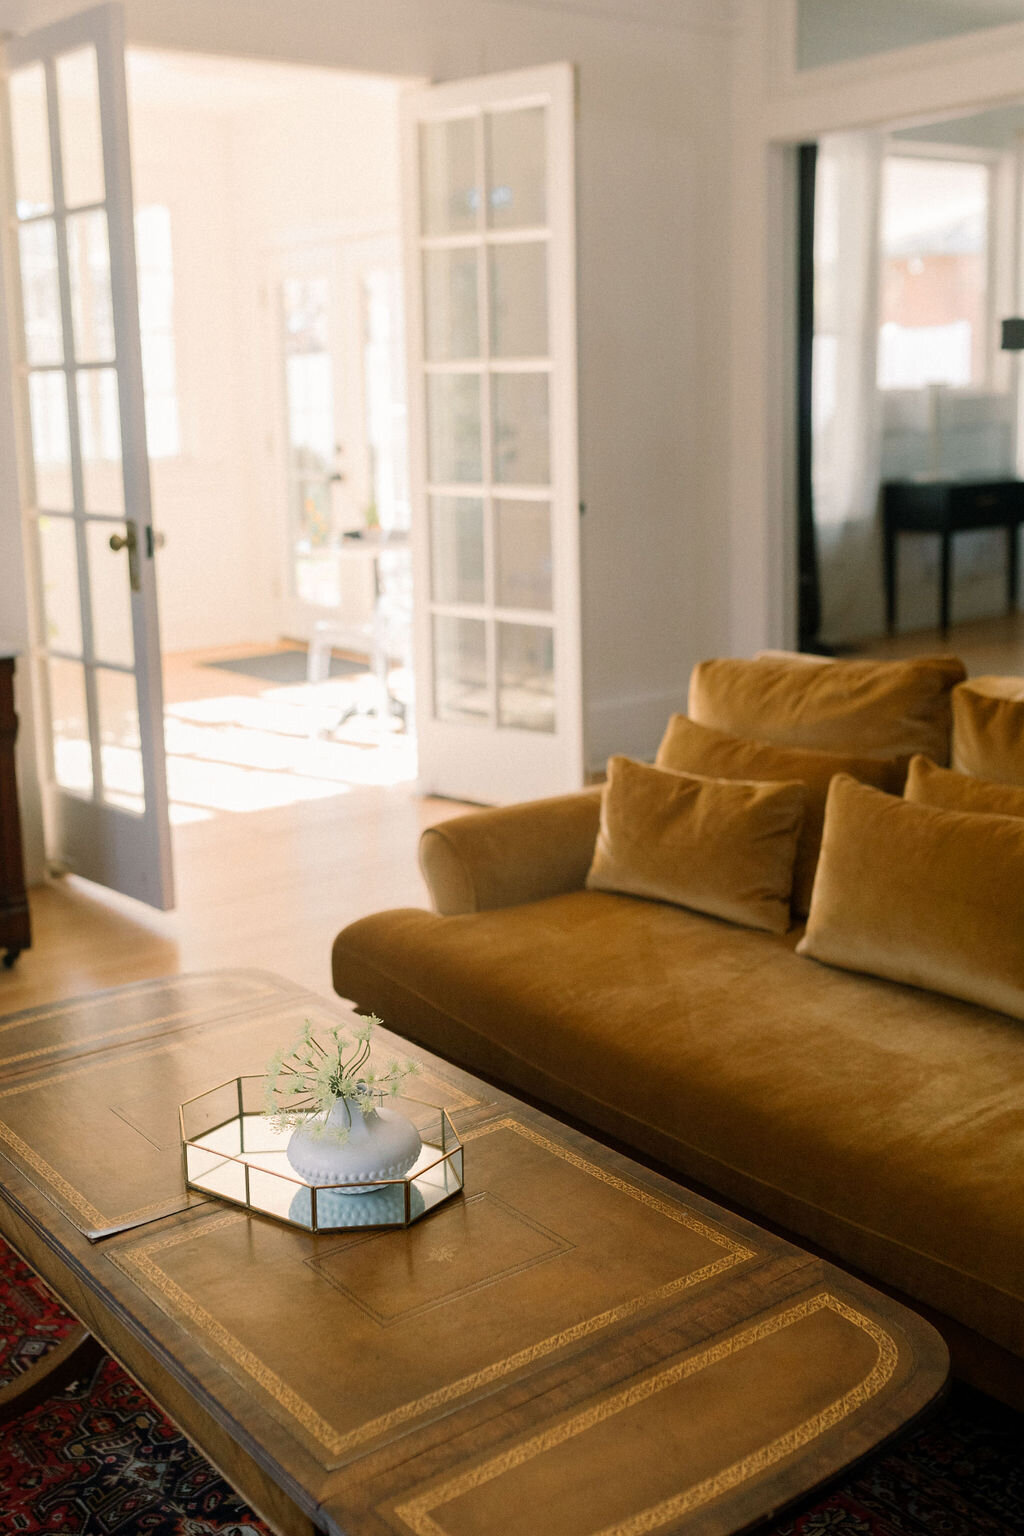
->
<box><xmin>882</xmin><ymin>477</ymin><xmax>1024</xmax><ymax>638</ymax></box>
<box><xmin>0</xmin><ymin>655</ymin><xmax>31</xmax><ymax>968</ymax></box>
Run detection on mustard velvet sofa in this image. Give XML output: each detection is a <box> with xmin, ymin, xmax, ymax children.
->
<box><xmin>331</xmin><ymin>658</ymin><xmax>1024</xmax><ymax>1404</ymax></box>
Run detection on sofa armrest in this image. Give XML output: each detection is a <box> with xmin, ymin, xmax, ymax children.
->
<box><xmin>419</xmin><ymin>787</ymin><xmax>603</xmax><ymax>915</ymax></box>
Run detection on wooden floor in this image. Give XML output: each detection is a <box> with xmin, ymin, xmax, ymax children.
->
<box><xmin>853</xmin><ymin>610</ymin><xmax>1024</xmax><ymax>675</ymax></box>
<box><xmin>4</xmin><ymin>616</ymin><xmax>1022</xmax><ymax>1020</ymax></box>
<box><xmin>1</xmin><ymin>647</ymin><xmax>468</xmax><ymax>1015</ymax></box>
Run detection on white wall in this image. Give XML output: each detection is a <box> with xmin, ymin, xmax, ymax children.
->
<box><xmin>125</xmin><ymin>91</ymin><xmax>273</xmax><ymax>653</ymax></box>
<box><xmin>0</xmin><ymin>0</ymin><xmax>738</xmax><ymax>776</ymax></box>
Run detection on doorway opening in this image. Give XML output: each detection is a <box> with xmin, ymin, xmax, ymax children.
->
<box><xmin>799</xmin><ymin>105</ymin><xmax>1024</xmax><ymax>677</ymax></box>
<box><xmin>123</xmin><ymin>48</ymin><xmax>418</xmax><ymax>825</ymax></box>
<box><xmin>7</xmin><ymin>19</ymin><xmax>580</xmax><ymax>914</ymax></box>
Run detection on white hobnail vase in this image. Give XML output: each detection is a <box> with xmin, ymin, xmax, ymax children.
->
<box><xmin>285</xmin><ymin>1094</ymin><xmax>422</xmax><ymax>1194</ymax></box>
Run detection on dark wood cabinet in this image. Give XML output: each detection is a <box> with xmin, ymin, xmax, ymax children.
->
<box><xmin>882</xmin><ymin>477</ymin><xmax>1024</xmax><ymax>639</ymax></box>
<box><xmin>0</xmin><ymin>657</ymin><xmax>31</xmax><ymax>968</ymax></box>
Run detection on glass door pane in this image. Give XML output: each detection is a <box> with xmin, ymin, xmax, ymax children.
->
<box><xmin>55</xmin><ymin>46</ymin><xmax>105</xmax><ymax>208</ymax></box>
<box><xmin>486</xmin><ymin>108</ymin><xmax>547</xmax><ymax>228</ymax></box>
<box><xmin>419</xmin><ymin>99</ymin><xmax>557</xmax><ymax>741</ymax></box>
<box><xmin>9</xmin><ymin>63</ymin><xmax>52</xmax><ymax>217</ymax></box>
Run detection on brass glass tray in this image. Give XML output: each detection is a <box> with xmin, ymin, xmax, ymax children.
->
<box><xmin>180</xmin><ymin>1077</ymin><xmax>464</xmax><ymax>1231</ymax></box>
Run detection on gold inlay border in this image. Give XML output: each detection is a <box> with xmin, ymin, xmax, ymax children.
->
<box><xmin>0</xmin><ymin>989</ymin><xmax>475</xmax><ymax>1232</ymax></box>
<box><xmin>393</xmin><ymin>1293</ymin><xmax>900</xmax><ymax>1536</ymax></box>
<box><xmin>0</xmin><ymin>1004</ymin><xmax>294</xmax><ymax>1230</ymax></box>
<box><xmin>110</xmin><ymin>1118</ymin><xmax>755</xmax><ymax>1464</ymax></box>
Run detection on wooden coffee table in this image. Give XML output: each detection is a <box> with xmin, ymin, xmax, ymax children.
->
<box><xmin>0</xmin><ymin>971</ymin><xmax>947</xmax><ymax>1536</ymax></box>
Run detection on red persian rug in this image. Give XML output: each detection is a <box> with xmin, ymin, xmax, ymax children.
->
<box><xmin>0</xmin><ymin>1235</ymin><xmax>1020</xmax><ymax>1535</ymax></box>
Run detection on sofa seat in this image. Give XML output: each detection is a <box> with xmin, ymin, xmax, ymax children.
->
<box><xmin>333</xmin><ymin>890</ymin><xmax>1024</xmax><ymax>1362</ymax></box>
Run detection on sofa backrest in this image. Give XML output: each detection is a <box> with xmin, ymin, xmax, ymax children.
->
<box><xmin>688</xmin><ymin>653</ymin><xmax>966</xmax><ymax>764</ymax></box>
<box><xmin>952</xmin><ymin>677</ymin><xmax>1024</xmax><ymax>785</ymax></box>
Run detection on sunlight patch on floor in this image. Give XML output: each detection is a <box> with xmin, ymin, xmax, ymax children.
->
<box><xmin>48</xmin><ymin>655</ymin><xmax>418</xmax><ymax>825</ymax></box>
<box><xmin>160</xmin><ymin>676</ymin><xmax>417</xmax><ymax>818</ymax></box>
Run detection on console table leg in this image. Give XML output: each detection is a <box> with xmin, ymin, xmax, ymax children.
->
<box><xmin>884</xmin><ymin>519</ymin><xmax>897</xmax><ymax>634</ymax></box>
<box><xmin>0</xmin><ymin>1326</ymin><xmax>105</xmax><ymax>1424</ymax></box>
<box><xmin>940</xmin><ymin>533</ymin><xmax>952</xmax><ymax>639</ymax></box>
<box><xmin>1009</xmin><ymin>523</ymin><xmax>1020</xmax><ymax>615</ymax></box>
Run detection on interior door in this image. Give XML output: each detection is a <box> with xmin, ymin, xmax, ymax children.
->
<box><xmin>402</xmin><ymin>64</ymin><xmax>583</xmax><ymax>803</ymax></box>
<box><xmin>276</xmin><ymin>236</ymin><xmax>407</xmax><ymax>647</ymax></box>
<box><xmin>1</xmin><ymin>3</ymin><xmax>173</xmax><ymax>907</ymax></box>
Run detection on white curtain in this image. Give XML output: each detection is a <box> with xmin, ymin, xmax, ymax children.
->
<box><xmin>812</xmin><ymin>131</ymin><xmax>886</xmax><ymax>644</ymax></box>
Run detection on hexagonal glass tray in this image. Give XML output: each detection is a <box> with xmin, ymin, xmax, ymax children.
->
<box><xmin>180</xmin><ymin>1076</ymin><xmax>464</xmax><ymax>1232</ymax></box>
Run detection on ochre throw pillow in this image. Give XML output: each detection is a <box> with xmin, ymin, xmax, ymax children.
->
<box><xmin>951</xmin><ymin>677</ymin><xmax>1024</xmax><ymax>784</ymax></box>
<box><xmin>798</xmin><ymin>774</ymin><xmax>1024</xmax><ymax>1021</ymax></box>
<box><xmin>586</xmin><ymin>756</ymin><xmax>806</xmax><ymax>935</ymax></box>
<box><xmin>656</xmin><ymin>715</ymin><xmax>906</xmax><ymax>916</ymax></box>
<box><xmin>904</xmin><ymin>754</ymin><xmax>1024</xmax><ymax>820</ymax></box>
<box><xmin>688</xmin><ymin>654</ymin><xmax>966</xmax><ymax>763</ymax></box>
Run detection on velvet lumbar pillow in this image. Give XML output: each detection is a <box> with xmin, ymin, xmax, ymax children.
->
<box><xmin>798</xmin><ymin>774</ymin><xmax>1024</xmax><ymax>1021</ymax></box>
<box><xmin>688</xmin><ymin>653</ymin><xmax>966</xmax><ymax>763</ymax></box>
<box><xmin>586</xmin><ymin>755</ymin><xmax>806</xmax><ymax>935</ymax></box>
<box><xmin>656</xmin><ymin>715</ymin><xmax>906</xmax><ymax>916</ymax></box>
<box><xmin>904</xmin><ymin>754</ymin><xmax>1024</xmax><ymax>820</ymax></box>
<box><xmin>951</xmin><ymin>677</ymin><xmax>1024</xmax><ymax>785</ymax></box>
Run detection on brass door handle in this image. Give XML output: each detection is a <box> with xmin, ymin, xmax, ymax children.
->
<box><xmin>109</xmin><ymin>520</ymin><xmax>141</xmax><ymax>592</ymax></box>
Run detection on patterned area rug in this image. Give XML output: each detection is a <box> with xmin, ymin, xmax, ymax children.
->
<box><xmin>0</xmin><ymin>1243</ymin><xmax>271</xmax><ymax>1534</ymax></box>
<box><xmin>0</xmin><ymin>1236</ymin><xmax>1020</xmax><ymax>1535</ymax></box>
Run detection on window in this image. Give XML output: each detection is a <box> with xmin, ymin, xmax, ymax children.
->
<box><xmin>134</xmin><ymin>204</ymin><xmax>181</xmax><ymax>457</ymax></box>
<box><xmin>877</xmin><ymin>155</ymin><xmax>991</xmax><ymax>391</ymax></box>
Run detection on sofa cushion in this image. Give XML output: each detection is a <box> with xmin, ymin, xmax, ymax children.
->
<box><xmin>952</xmin><ymin>677</ymin><xmax>1024</xmax><ymax>784</ymax></box>
<box><xmin>797</xmin><ymin>775</ymin><xmax>1024</xmax><ymax>1022</ymax></box>
<box><xmin>688</xmin><ymin>654</ymin><xmax>966</xmax><ymax>763</ymax></box>
<box><xmin>904</xmin><ymin>754</ymin><xmax>1024</xmax><ymax>819</ymax></box>
<box><xmin>586</xmin><ymin>756</ymin><xmax>805</xmax><ymax>934</ymax></box>
<box><xmin>332</xmin><ymin>893</ymin><xmax>1024</xmax><ymax>1358</ymax></box>
<box><xmin>656</xmin><ymin>716</ymin><xmax>905</xmax><ymax>916</ymax></box>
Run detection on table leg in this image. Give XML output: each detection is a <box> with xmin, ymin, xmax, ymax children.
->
<box><xmin>1009</xmin><ymin>523</ymin><xmax>1020</xmax><ymax>615</ymax></box>
<box><xmin>940</xmin><ymin>533</ymin><xmax>952</xmax><ymax>639</ymax></box>
<box><xmin>0</xmin><ymin>1325</ymin><xmax>105</xmax><ymax>1424</ymax></box>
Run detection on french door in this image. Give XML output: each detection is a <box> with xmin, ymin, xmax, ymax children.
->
<box><xmin>402</xmin><ymin>64</ymin><xmax>583</xmax><ymax>803</ymax></box>
<box><xmin>1</xmin><ymin>4</ymin><xmax>173</xmax><ymax>907</ymax></box>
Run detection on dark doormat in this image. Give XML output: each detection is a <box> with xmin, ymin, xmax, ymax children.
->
<box><xmin>202</xmin><ymin>650</ymin><xmax>368</xmax><ymax>686</ymax></box>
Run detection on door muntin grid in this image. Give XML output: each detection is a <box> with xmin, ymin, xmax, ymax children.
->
<box><xmin>419</xmin><ymin>102</ymin><xmax>556</xmax><ymax>736</ymax></box>
<box><xmin>10</xmin><ymin>41</ymin><xmax>147</xmax><ymax>811</ymax></box>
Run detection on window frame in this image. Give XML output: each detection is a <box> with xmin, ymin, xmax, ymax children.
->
<box><xmin>877</xmin><ymin>138</ymin><xmax>1012</xmax><ymax>399</ymax></box>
